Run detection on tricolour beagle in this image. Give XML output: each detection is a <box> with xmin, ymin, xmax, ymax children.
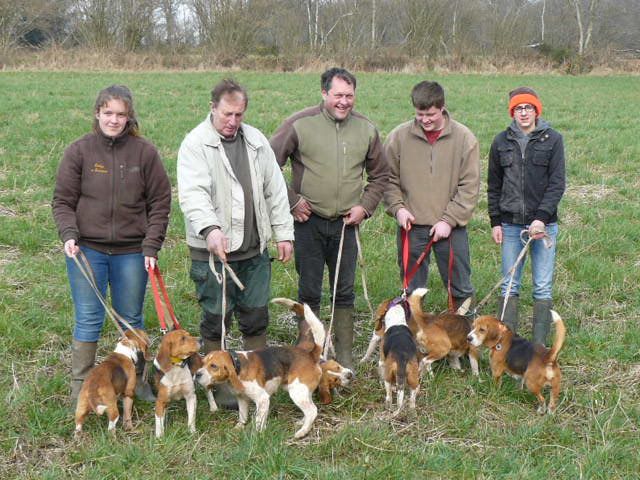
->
<box><xmin>377</xmin><ymin>297</ymin><xmax>420</xmax><ymax>415</ymax></box>
<box><xmin>362</xmin><ymin>289</ymin><xmax>479</xmax><ymax>378</ymax></box>
<box><xmin>74</xmin><ymin>328</ymin><xmax>150</xmax><ymax>436</ymax></box>
<box><xmin>467</xmin><ymin>311</ymin><xmax>565</xmax><ymax>414</ymax></box>
<box><xmin>195</xmin><ymin>298</ymin><xmax>326</xmax><ymax>439</ymax></box>
<box><xmin>153</xmin><ymin>328</ymin><xmax>204</xmax><ymax>438</ymax></box>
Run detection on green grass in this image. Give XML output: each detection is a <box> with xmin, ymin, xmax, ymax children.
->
<box><xmin>1</xmin><ymin>71</ymin><xmax>639</xmax><ymax>479</ymax></box>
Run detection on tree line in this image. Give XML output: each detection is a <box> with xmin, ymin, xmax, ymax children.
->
<box><xmin>2</xmin><ymin>0</ymin><xmax>639</xmax><ymax>71</ymax></box>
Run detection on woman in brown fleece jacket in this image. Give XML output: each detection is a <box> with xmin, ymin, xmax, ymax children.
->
<box><xmin>52</xmin><ymin>85</ymin><xmax>171</xmax><ymax>404</ymax></box>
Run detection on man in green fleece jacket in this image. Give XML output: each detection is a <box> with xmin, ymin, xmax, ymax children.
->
<box><xmin>270</xmin><ymin>68</ymin><xmax>389</xmax><ymax>369</ymax></box>
<box><xmin>384</xmin><ymin>81</ymin><xmax>480</xmax><ymax>310</ymax></box>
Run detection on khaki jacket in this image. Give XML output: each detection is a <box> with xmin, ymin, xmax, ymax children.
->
<box><xmin>270</xmin><ymin>104</ymin><xmax>388</xmax><ymax>219</ymax></box>
<box><xmin>383</xmin><ymin>112</ymin><xmax>480</xmax><ymax>227</ymax></box>
<box><xmin>177</xmin><ymin>115</ymin><xmax>293</xmax><ymax>252</ymax></box>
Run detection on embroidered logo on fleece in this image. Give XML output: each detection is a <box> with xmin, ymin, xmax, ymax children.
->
<box><xmin>92</xmin><ymin>162</ymin><xmax>108</xmax><ymax>174</ymax></box>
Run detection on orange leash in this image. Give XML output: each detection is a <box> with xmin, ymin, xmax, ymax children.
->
<box><xmin>148</xmin><ymin>265</ymin><xmax>181</xmax><ymax>334</ymax></box>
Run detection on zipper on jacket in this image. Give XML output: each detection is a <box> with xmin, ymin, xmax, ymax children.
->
<box><xmin>520</xmin><ymin>144</ymin><xmax>526</xmax><ymax>222</ymax></box>
<box><xmin>335</xmin><ymin>122</ymin><xmax>341</xmax><ymax>217</ymax></box>
<box><xmin>110</xmin><ymin>143</ymin><xmax>117</xmax><ymax>243</ymax></box>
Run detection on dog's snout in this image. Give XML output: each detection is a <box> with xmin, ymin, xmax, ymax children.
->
<box><xmin>467</xmin><ymin>334</ymin><xmax>473</xmax><ymax>343</ymax></box>
<box><xmin>195</xmin><ymin>370</ymin><xmax>202</xmax><ymax>379</ymax></box>
<box><xmin>345</xmin><ymin>370</ymin><xmax>354</xmax><ymax>380</ymax></box>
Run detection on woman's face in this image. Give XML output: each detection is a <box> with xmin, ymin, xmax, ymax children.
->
<box><xmin>96</xmin><ymin>99</ymin><xmax>129</xmax><ymax>137</ymax></box>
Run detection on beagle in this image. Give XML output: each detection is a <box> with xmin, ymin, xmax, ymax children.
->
<box><xmin>74</xmin><ymin>328</ymin><xmax>150</xmax><ymax>436</ymax></box>
<box><xmin>153</xmin><ymin>328</ymin><xmax>203</xmax><ymax>438</ymax></box>
<box><xmin>317</xmin><ymin>359</ymin><xmax>354</xmax><ymax>405</ymax></box>
<box><xmin>377</xmin><ymin>297</ymin><xmax>420</xmax><ymax>415</ymax></box>
<box><xmin>362</xmin><ymin>289</ymin><xmax>479</xmax><ymax>378</ymax></box>
<box><xmin>407</xmin><ymin>288</ymin><xmax>480</xmax><ymax>376</ymax></box>
<box><xmin>195</xmin><ymin>297</ymin><xmax>325</xmax><ymax>439</ymax></box>
<box><xmin>293</xmin><ymin>310</ymin><xmax>354</xmax><ymax>404</ymax></box>
<box><xmin>467</xmin><ymin>311</ymin><xmax>566</xmax><ymax>414</ymax></box>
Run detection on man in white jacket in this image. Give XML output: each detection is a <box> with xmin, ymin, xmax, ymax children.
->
<box><xmin>178</xmin><ymin>79</ymin><xmax>294</xmax><ymax>358</ymax></box>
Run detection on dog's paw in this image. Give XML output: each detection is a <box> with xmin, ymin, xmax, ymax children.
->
<box><xmin>123</xmin><ymin>420</ymin><xmax>133</xmax><ymax>431</ymax></box>
<box><xmin>234</xmin><ymin>421</ymin><xmax>246</xmax><ymax>431</ymax></box>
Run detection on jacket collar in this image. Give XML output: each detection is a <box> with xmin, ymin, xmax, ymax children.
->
<box><xmin>97</xmin><ymin>122</ymin><xmax>133</xmax><ymax>147</ymax></box>
<box><xmin>202</xmin><ymin>113</ymin><xmax>259</xmax><ymax>150</ymax></box>
<box><xmin>320</xmin><ymin>102</ymin><xmax>353</xmax><ymax>125</ymax></box>
<box><xmin>409</xmin><ymin>109</ymin><xmax>452</xmax><ymax>142</ymax></box>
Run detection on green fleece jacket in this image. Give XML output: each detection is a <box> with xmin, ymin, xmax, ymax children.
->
<box><xmin>270</xmin><ymin>104</ymin><xmax>388</xmax><ymax>219</ymax></box>
<box><xmin>383</xmin><ymin>111</ymin><xmax>480</xmax><ymax>227</ymax></box>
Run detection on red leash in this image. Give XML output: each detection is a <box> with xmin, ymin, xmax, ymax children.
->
<box><xmin>401</xmin><ymin>227</ymin><xmax>455</xmax><ymax>312</ymax></box>
<box><xmin>148</xmin><ymin>265</ymin><xmax>181</xmax><ymax>334</ymax></box>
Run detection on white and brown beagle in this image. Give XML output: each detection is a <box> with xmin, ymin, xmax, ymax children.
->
<box><xmin>362</xmin><ymin>289</ymin><xmax>479</xmax><ymax>378</ymax></box>
<box><xmin>467</xmin><ymin>311</ymin><xmax>565</xmax><ymax>414</ymax></box>
<box><xmin>153</xmin><ymin>328</ymin><xmax>204</xmax><ymax>438</ymax></box>
<box><xmin>195</xmin><ymin>298</ymin><xmax>326</xmax><ymax>439</ymax></box>
<box><xmin>377</xmin><ymin>297</ymin><xmax>420</xmax><ymax>415</ymax></box>
<box><xmin>74</xmin><ymin>328</ymin><xmax>151</xmax><ymax>436</ymax></box>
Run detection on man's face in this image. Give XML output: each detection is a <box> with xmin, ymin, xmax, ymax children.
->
<box><xmin>513</xmin><ymin>103</ymin><xmax>537</xmax><ymax>133</ymax></box>
<box><xmin>415</xmin><ymin>106</ymin><xmax>445</xmax><ymax>132</ymax></box>
<box><xmin>211</xmin><ymin>93</ymin><xmax>246</xmax><ymax>138</ymax></box>
<box><xmin>96</xmin><ymin>99</ymin><xmax>128</xmax><ymax>137</ymax></box>
<box><xmin>322</xmin><ymin>77</ymin><xmax>355</xmax><ymax>121</ymax></box>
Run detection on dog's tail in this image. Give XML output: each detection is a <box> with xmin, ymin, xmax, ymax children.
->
<box><xmin>407</xmin><ymin>288</ymin><xmax>428</xmax><ymax>318</ymax></box>
<box><xmin>272</xmin><ymin>298</ymin><xmax>325</xmax><ymax>356</ymax></box>
<box><xmin>546</xmin><ymin>310</ymin><xmax>566</xmax><ymax>363</ymax></box>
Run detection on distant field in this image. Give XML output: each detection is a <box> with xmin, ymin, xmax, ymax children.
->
<box><xmin>0</xmin><ymin>71</ymin><xmax>639</xmax><ymax>479</ymax></box>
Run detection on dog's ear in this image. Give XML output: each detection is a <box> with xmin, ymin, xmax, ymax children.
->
<box><xmin>187</xmin><ymin>353</ymin><xmax>203</xmax><ymax>375</ymax></box>
<box><xmin>317</xmin><ymin>375</ymin><xmax>332</xmax><ymax>404</ymax></box>
<box><xmin>374</xmin><ymin>300</ymin><xmax>391</xmax><ymax>333</ymax></box>
<box><xmin>155</xmin><ymin>335</ymin><xmax>173</xmax><ymax>373</ymax></box>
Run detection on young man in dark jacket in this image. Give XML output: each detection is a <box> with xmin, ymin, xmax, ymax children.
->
<box><xmin>487</xmin><ymin>87</ymin><xmax>566</xmax><ymax>346</ymax></box>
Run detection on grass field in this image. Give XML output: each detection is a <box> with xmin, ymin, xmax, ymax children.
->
<box><xmin>1</xmin><ymin>71</ymin><xmax>639</xmax><ymax>479</ymax></box>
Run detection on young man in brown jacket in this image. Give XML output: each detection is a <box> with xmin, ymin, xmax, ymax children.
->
<box><xmin>384</xmin><ymin>81</ymin><xmax>480</xmax><ymax>309</ymax></box>
<box><xmin>270</xmin><ymin>68</ymin><xmax>388</xmax><ymax>369</ymax></box>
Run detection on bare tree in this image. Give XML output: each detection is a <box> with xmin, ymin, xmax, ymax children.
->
<box><xmin>567</xmin><ymin>0</ymin><xmax>600</xmax><ymax>55</ymax></box>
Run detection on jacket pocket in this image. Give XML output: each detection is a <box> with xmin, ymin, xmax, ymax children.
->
<box><xmin>498</xmin><ymin>147</ymin><xmax>514</xmax><ymax>167</ymax></box>
<box><xmin>532</xmin><ymin>145</ymin><xmax>553</xmax><ymax>166</ymax></box>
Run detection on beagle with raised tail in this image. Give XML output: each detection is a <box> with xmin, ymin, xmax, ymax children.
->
<box><xmin>74</xmin><ymin>328</ymin><xmax>150</xmax><ymax>436</ymax></box>
<box><xmin>377</xmin><ymin>297</ymin><xmax>420</xmax><ymax>415</ymax></box>
<box><xmin>293</xmin><ymin>308</ymin><xmax>354</xmax><ymax>404</ymax></box>
<box><xmin>362</xmin><ymin>289</ymin><xmax>479</xmax><ymax>378</ymax></box>
<box><xmin>467</xmin><ymin>311</ymin><xmax>565</xmax><ymax>414</ymax></box>
<box><xmin>407</xmin><ymin>288</ymin><xmax>480</xmax><ymax>376</ymax></box>
<box><xmin>195</xmin><ymin>298</ymin><xmax>326</xmax><ymax>439</ymax></box>
<box><xmin>153</xmin><ymin>328</ymin><xmax>203</xmax><ymax>438</ymax></box>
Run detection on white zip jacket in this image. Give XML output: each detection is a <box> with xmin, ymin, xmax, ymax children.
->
<box><xmin>177</xmin><ymin>115</ymin><xmax>294</xmax><ymax>253</ymax></box>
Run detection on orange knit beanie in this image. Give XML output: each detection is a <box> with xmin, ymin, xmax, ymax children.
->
<box><xmin>508</xmin><ymin>87</ymin><xmax>542</xmax><ymax>117</ymax></box>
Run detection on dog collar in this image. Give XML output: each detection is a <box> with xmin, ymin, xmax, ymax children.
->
<box><xmin>171</xmin><ymin>356</ymin><xmax>189</xmax><ymax>367</ymax></box>
<box><xmin>389</xmin><ymin>296</ymin><xmax>411</xmax><ymax>319</ymax></box>
<box><xmin>228</xmin><ymin>350</ymin><xmax>242</xmax><ymax>374</ymax></box>
<box><xmin>494</xmin><ymin>343</ymin><xmax>502</xmax><ymax>351</ymax></box>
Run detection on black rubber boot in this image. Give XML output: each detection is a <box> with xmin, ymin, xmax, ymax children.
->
<box><xmin>532</xmin><ymin>299</ymin><xmax>553</xmax><ymax>346</ymax></box>
<box><xmin>333</xmin><ymin>307</ymin><xmax>355</xmax><ymax>370</ymax></box>
<box><xmin>498</xmin><ymin>296</ymin><xmax>519</xmax><ymax>334</ymax></box>
<box><xmin>71</xmin><ymin>340</ymin><xmax>97</xmax><ymax>405</ymax></box>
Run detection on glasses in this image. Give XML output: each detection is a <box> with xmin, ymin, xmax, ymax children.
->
<box><xmin>514</xmin><ymin>104</ymin><xmax>535</xmax><ymax>114</ymax></box>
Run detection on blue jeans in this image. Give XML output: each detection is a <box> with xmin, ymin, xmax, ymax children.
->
<box><xmin>66</xmin><ymin>246</ymin><xmax>148</xmax><ymax>342</ymax></box>
<box><xmin>501</xmin><ymin>223</ymin><xmax>558</xmax><ymax>300</ymax></box>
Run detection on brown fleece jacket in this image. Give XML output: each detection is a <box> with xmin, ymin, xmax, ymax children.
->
<box><xmin>52</xmin><ymin>130</ymin><xmax>171</xmax><ymax>257</ymax></box>
<box><xmin>383</xmin><ymin>112</ymin><xmax>480</xmax><ymax>227</ymax></box>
